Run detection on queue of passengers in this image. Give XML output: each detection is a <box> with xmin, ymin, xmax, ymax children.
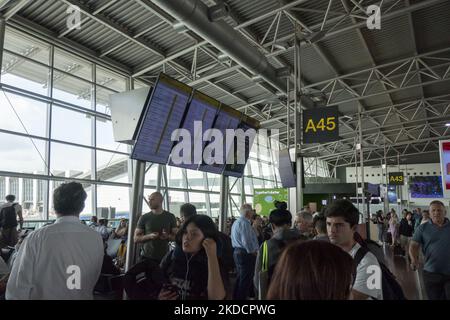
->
<box><xmin>0</xmin><ymin>182</ymin><xmax>449</xmax><ymax>300</ymax></box>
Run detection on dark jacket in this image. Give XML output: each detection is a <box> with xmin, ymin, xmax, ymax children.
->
<box><xmin>160</xmin><ymin>245</ymin><xmax>228</xmax><ymax>300</ymax></box>
<box><xmin>254</xmin><ymin>228</ymin><xmax>305</xmax><ymax>292</ymax></box>
<box><xmin>399</xmin><ymin>218</ymin><xmax>414</xmax><ymax>237</ymax></box>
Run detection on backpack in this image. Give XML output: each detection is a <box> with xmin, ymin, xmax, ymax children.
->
<box><xmin>0</xmin><ymin>203</ymin><xmax>18</xmax><ymax>228</ymax></box>
<box><xmin>354</xmin><ymin>245</ymin><xmax>406</xmax><ymax>300</ymax></box>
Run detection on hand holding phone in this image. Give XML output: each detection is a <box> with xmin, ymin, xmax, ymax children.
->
<box><xmin>160</xmin><ymin>228</ymin><xmax>169</xmax><ymax>240</ymax></box>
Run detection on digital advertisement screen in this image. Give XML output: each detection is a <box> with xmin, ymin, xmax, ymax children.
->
<box><xmin>131</xmin><ymin>73</ymin><xmax>192</xmax><ymax>164</ymax></box>
<box><xmin>168</xmin><ymin>91</ymin><xmax>220</xmax><ymax>170</ymax></box>
<box><xmin>409</xmin><ymin>176</ymin><xmax>443</xmax><ymax>198</ymax></box>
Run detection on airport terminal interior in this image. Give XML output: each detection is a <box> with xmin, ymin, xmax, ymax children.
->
<box><xmin>0</xmin><ymin>0</ymin><xmax>450</xmax><ymax>301</ymax></box>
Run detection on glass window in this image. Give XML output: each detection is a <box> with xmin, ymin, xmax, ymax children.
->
<box><xmin>185</xmin><ymin>169</ymin><xmax>206</xmax><ymax>190</ymax></box>
<box><xmin>53</xmin><ymin>73</ymin><xmax>93</xmax><ymax>109</ymax></box>
<box><xmin>228</xmin><ymin>176</ymin><xmax>241</xmax><ymax>194</ymax></box>
<box><xmin>0</xmin><ymin>132</ymin><xmax>47</xmax><ymax>173</ymax></box>
<box><xmin>207</xmin><ymin>173</ymin><xmax>221</xmax><ymax>192</ymax></box>
<box><xmin>50</xmin><ymin>142</ymin><xmax>92</xmax><ymax>179</ymax></box>
<box><xmin>168</xmin><ymin>166</ymin><xmax>185</xmax><ymax>188</ymax></box>
<box><xmin>261</xmin><ymin>162</ymin><xmax>274</xmax><ymax>181</ymax></box>
<box><xmin>96</xmin><ymin>118</ymin><xmax>128</xmax><ymax>153</ymax></box>
<box><xmin>2</xmin><ymin>52</ymin><xmax>50</xmax><ymax>96</ymax></box>
<box><xmin>253</xmin><ymin>178</ymin><xmax>264</xmax><ymax>189</ymax></box>
<box><xmin>144</xmin><ymin>163</ymin><xmax>158</xmax><ymax>186</ymax></box>
<box><xmin>96</xmin><ymin>150</ymin><xmax>129</xmax><ymax>183</ymax></box>
<box><xmin>168</xmin><ymin>190</ymin><xmax>185</xmax><ymax>217</ymax></box>
<box><xmin>1</xmin><ymin>177</ymin><xmax>47</xmax><ymax>220</ymax></box>
<box><xmin>54</xmin><ymin>48</ymin><xmax>92</xmax><ymax>81</ymax></box>
<box><xmin>51</xmin><ymin>105</ymin><xmax>92</xmax><ymax>146</ymax></box>
<box><xmin>189</xmin><ymin>192</ymin><xmax>208</xmax><ymax>215</ymax></box>
<box><xmin>249</xmin><ymin>160</ymin><xmax>260</xmax><ymax>177</ymax></box>
<box><xmin>96</xmin><ymin>87</ymin><xmax>116</xmax><ymax>114</ymax></box>
<box><xmin>96</xmin><ymin>66</ymin><xmax>127</xmax><ymax>92</ymax></box>
<box><xmin>4</xmin><ymin>29</ymin><xmax>51</xmax><ymax>65</ymax></box>
<box><xmin>243</xmin><ymin>176</ymin><xmax>253</xmax><ymax>194</ymax></box>
<box><xmin>0</xmin><ymin>92</ymin><xmax>48</xmax><ymax>137</ymax></box>
<box><xmin>209</xmin><ymin>194</ymin><xmax>220</xmax><ymax>218</ymax></box>
<box><xmin>229</xmin><ymin>195</ymin><xmax>241</xmax><ymax>217</ymax></box>
<box><xmin>97</xmin><ymin>184</ymin><xmax>130</xmax><ymax>219</ymax></box>
<box><xmin>49</xmin><ymin>181</ymin><xmax>93</xmax><ymax>219</ymax></box>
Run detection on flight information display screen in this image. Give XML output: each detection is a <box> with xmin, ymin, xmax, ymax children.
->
<box><xmin>199</xmin><ymin>104</ymin><xmax>241</xmax><ymax>174</ymax></box>
<box><xmin>168</xmin><ymin>91</ymin><xmax>220</xmax><ymax>170</ymax></box>
<box><xmin>131</xmin><ymin>73</ymin><xmax>193</xmax><ymax>164</ymax></box>
<box><xmin>223</xmin><ymin>115</ymin><xmax>259</xmax><ymax>178</ymax></box>
<box><xmin>278</xmin><ymin>148</ymin><xmax>296</xmax><ymax>188</ymax></box>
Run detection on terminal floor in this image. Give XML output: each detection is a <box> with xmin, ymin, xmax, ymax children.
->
<box><xmin>382</xmin><ymin>245</ymin><xmax>426</xmax><ymax>300</ymax></box>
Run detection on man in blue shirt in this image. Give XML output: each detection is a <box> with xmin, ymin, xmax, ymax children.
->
<box><xmin>231</xmin><ymin>203</ymin><xmax>259</xmax><ymax>300</ymax></box>
<box><xmin>410</xmin><ymin>200</ymin><xmax>450</xmax><ymax>300</ymax></box>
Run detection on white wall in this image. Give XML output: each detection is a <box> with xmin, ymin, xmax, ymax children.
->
<box><xmin>346</xmin><ymin>163</ymin><xmax>449</xmax><ymax>209</ymax></box>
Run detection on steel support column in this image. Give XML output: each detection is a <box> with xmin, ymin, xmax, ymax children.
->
<box><xmin>125</xmin><ymin>160</ymin><xmax>146</xmax><ymax>272</ymax></box>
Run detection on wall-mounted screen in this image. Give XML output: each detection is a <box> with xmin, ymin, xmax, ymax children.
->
<box><xmin>409</xmin><ymin>176</ymin><xmax>443</xmax><ymax>198</ymax></box>
<box><xmin>131</xmin><ymin>73</ymin><xmax>192</xmax><ymax>164</ymax></box>
<box><xmin>199</xmin><ymin>104</ymin><xmax>241</xmax><ymax>174</ymax></box>
<box><xmin>168</xmin><ymin>91</ymin><xmax>220</xmax><ymax>170</ymax></box>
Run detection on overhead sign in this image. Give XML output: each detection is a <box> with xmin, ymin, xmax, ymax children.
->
<box><xmin>388</xmin><ymin>172</ymin><xmax>404</xmax><ymax>185</ymax></box>
<box><xmin>303</xmin><ymin>106</ymin><xmax>339</xmax><ymax>143</ymax></box>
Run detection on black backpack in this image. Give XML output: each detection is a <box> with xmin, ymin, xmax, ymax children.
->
<box><xmin>354</xmin><ymin>245</ymin><xmax>406</xmax><ymax>300</ymax></box>
<box><xmin>0</xmin><ymin>203</ymin><xmax>18</xmax><ymax>228</ymax></box>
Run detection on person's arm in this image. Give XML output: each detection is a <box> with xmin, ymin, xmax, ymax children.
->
<box><xmin>16</xmin><ymin>206</ymin><xmax>23</xmax><ymax>229</ymax></box>
<box><xmin>5</xmin><ymin>236</ymin><xmax>35</xmax><ymax>300</ymax></box>
<box><xmin>134</xmin><ymin>228</ymin><xmax>158</xmax><ymax>243</ymax></box>
<box><xmin>409</xmin><ymin>240</ymin><xmax>421</xmax><ymax>270</ymax></box>
<box><xmin>410</xmin><ymin>225</ymin><xmax>423</xmax><ymax>270</ymax></box>
<box><xmin>203</xmin><ymin>238</ymin><xmax>226</xmax><ymax>300</ymax></box>
<box><xmin>242</xmin><ymin>223</ymin><xmax>259</xmax><ymax>254</ymax></box>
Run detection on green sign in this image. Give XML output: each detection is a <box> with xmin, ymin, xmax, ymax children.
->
<box><xmin>253</xmin><ymin>188</ymin><xmax>288</xmax><ymax>217</ymax></box>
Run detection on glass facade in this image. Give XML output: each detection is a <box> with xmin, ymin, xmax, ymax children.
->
<box><xmin>0</xmin><ymin>27</ymin><xmax>330</xmax><ymax>221</ymax></box>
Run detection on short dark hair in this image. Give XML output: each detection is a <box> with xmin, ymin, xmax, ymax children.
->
<box><xmin>53</xmin><ymin>182</ymin><xmax>87</xmax><ymax>215</ymax></box>
<box><xmin>180</xmin><ymin>203</ymin><xmax>197</xmax><ymax>219</ymax></box>
<box><xmin>269</xmin><ymin>208</ymin><xmax>292</xmax><ymax>227</ymax></box>
<box><xmin>313</xmin><ymin>215</ymin><xmax>327</xmax><ymax>234</ymax></box>
<box><xmin>5</xmin><ymin>194</ymin><xmax>15</xmax><ymax>202</ymax></box>
<box><xmin>324</xmin><ymin>199</ymin><xmax>359</xmax><ymax>227</ymax></box>
<box><xmin>274</xmin><ymin>200</ymin><xmax>288</xmax><ymax>211</ymax></box>
<box><xmin>175</xmin><ymin>214</ymin><xmax>219</xmax><ymax>247</ymax></box>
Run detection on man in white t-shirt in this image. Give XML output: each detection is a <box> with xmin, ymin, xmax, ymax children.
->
<box><xmin>325</xmin><ymin>199</ymin><xmax>383</xmax><ymax>300</ymax></box>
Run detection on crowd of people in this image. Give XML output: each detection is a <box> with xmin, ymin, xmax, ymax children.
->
<box><xmin>0</xmin><ymin>182</ymin><xmax>449</xmax><ymax>300</ymax></box>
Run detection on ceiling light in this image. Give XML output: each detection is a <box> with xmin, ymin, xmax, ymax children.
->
<box><xmin>445</xmin><ymin>123</ymin><xmax>450</xmax><ymax>127</ymax></box>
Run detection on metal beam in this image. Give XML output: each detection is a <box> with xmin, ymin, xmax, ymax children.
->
<box><xmin>2</xmin><ymin>0</ymin><xmax>30</xmax><ymax>20</ymax></box>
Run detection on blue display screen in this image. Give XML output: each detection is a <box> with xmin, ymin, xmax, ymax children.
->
<box><xmin>131</xmin><ymin>74</ymin><xmax>192</xmax><ymax>164</ymax></box>
<box><xmin>410</xmin><ymin>176</ymin><xmax>443</xmax><ymax>198</ymax></box>
<box><xmin>199</xmin><ymin>105</ymin><xmax>241</xmax><ymax>174</ymax></box>
<box><xmin>168</xmin><ymin>91</ymin><xmax>219</xmax><ymax>170</ymax></box>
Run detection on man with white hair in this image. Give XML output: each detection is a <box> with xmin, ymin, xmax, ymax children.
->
<box><xmin>410</xmin><ymin>200</ymin><xmax>450</xmax><ymax>300</ymax></box>
<box><xmin>231</xmin><ymin>203</ymin><xmax>259</xmax><ymax>300</ymax></box>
